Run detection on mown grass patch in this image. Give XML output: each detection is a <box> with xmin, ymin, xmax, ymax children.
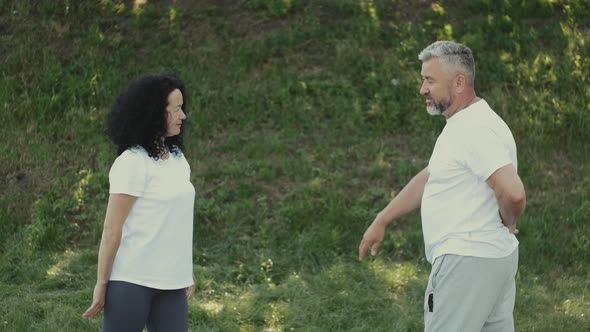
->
<box><xmin>0</xmin><ymin>0</ymin><xmax>589</xmax><ymax>330</ymax></box>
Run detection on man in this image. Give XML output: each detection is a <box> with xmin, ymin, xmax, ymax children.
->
<box><xmin>358</xmin><ymin>41</ymin><xmax>526</xmax><ymax>332</ymax></box>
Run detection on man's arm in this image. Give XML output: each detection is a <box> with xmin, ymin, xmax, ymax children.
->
<box><xmin>486</xmin><ymin>164</ymin><xmax>526</xmax><ymax>233</ymax></box>
<box><xmin>359</xmin><ymin>167</ymin><xmax>430</xmax><ymax>260</ymax></box>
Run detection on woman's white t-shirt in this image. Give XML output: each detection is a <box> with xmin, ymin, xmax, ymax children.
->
<box><xmin>108</xmin><ymin>147</ymin><xmax>195</xmax><ymax>289</ymax></box>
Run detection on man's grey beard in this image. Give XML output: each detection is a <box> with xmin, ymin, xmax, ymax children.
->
<box><xmin>426</xmin><ymin>99</ymin><xmax>451</xmax><ymax>116</ymax></box>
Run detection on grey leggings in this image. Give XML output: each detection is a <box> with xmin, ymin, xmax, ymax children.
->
<box><xmin>102</xmin><ymin>281</ymin><xmax>188</xmax><ymax>332</ymax></box>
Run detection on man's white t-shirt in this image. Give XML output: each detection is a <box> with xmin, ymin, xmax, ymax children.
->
<box><xmin>108</xmin><ymin>147</ymin><xmax>195</xmax><ymax>289</ymax></box>
<box><xmin>421</xmin><ymin>99</ymin><xmax>519</xmax><ymax>264</ymax></box>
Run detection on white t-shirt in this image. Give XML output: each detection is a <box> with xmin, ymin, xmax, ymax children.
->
<box><xmin>421</xmin><ymin>99</ymin><xmax>519</xmax><ymax>264</ymax></box>
<box><xmin>108</xmin><ymin>147</ymin><xmax>195</xmax><ymax>289</ymax></box>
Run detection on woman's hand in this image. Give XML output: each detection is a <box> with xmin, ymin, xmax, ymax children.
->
<box><xmin>82</xmin><ymin>283</ymin><xmax>108</xmax><ymax>319</ymax></box>
<box><xmin>185</xmin><ymin>274</ymin><xmax>196</xmax><ymax>299</ymax></box>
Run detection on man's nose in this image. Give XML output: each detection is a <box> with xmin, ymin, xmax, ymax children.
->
<box><xmin>419</xmin><ymin>82</ymin><xmax>428</xmax><ymax>95</ymax></box>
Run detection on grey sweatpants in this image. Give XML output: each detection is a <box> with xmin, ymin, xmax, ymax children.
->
<box><xmin>102</xmin><ymin>280</ymin><xmax>188</xmax><ymax>332</ymax></box>
<box><xmin>424</xmin><ymin>248</ymin><xmax>519</xmax><ymax>332</ymax></box>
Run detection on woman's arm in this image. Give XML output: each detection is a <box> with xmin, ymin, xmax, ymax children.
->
<box><xmin>83</xmin><ymin>193</ymin><xmax>137</xmax><ymax>319</ymax></box>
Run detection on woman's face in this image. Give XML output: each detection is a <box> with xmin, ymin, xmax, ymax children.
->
<box><xmin>165</xmin><ymin>88</ymin><xmax>186</xmax><ymax>137</ymax></box>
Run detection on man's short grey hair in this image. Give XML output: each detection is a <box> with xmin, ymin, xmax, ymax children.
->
<box><xmin>418</xmin><ymin>41</ymin><xmax>476</xmax><ymax>85</ymax></box>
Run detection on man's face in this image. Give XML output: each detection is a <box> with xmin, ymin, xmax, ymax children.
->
<box><xmin>420</xmin><ymin>58</ymin><xmax>453</xmax><ymax>116</ymax></box>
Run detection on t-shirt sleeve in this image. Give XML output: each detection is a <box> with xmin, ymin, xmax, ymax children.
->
<box><xmin>108</xmin><ymin>150</ymin><xmax>147</xmax><ymax>196</ymax></box>
<box><xmin>464</xmin><ymin>128</ymin><xmax>513</xmax><ymax>181</ymax></box>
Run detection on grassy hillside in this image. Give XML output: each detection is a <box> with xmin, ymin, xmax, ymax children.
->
<box><xmin>1</xmin><ymin>0</ymin><xmax>589</xmax><ymax>331</ymax></box>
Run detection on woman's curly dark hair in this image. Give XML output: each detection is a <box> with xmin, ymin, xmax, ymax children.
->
<box><xmin>107</xmin><ymin>73</ymin><xmax>187</xmax><ymax>159</ymax></box>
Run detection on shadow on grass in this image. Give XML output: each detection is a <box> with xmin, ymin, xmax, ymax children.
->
<box><xmin>190</xmin><ymin>258</ymin><xmax>427</xmax><ymax>332</ymax></box>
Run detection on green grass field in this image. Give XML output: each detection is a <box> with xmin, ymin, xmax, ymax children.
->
<box><xmin>1</xmin><ymin>0</ymin><xmax>589</xmax><ymax>331</ymax></box>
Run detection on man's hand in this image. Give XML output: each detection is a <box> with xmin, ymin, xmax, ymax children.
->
<box><xmin>500</xmin><ymin>212</ymin><xmax>519</xmax><ymax>235</ymax></box>
<box><xmin>507</xmin><ymin>224</ymin><xmax>519</xmax><ymax>235</ymax></box>
<box><xmin>359</xmin><ymin>218</ymin><xmax>387</xmax><ymax>261</ymax></box>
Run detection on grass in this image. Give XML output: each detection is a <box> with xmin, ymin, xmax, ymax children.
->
<box><xmin>1</xmin><ymin>0</ymin><xmax>589</xmax><ymax>331</ymax></box>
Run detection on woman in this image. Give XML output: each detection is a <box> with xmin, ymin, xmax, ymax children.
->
<box><xmin>83</xmin><ymin>73</ymin><xmax>196</xmax><ymax>332</ymax></box>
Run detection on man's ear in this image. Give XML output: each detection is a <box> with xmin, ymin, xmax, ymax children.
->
<box><xmin>454</xmin><ymin>74</ymin><xmax>466</xmax><ymax>93</ymax></box>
